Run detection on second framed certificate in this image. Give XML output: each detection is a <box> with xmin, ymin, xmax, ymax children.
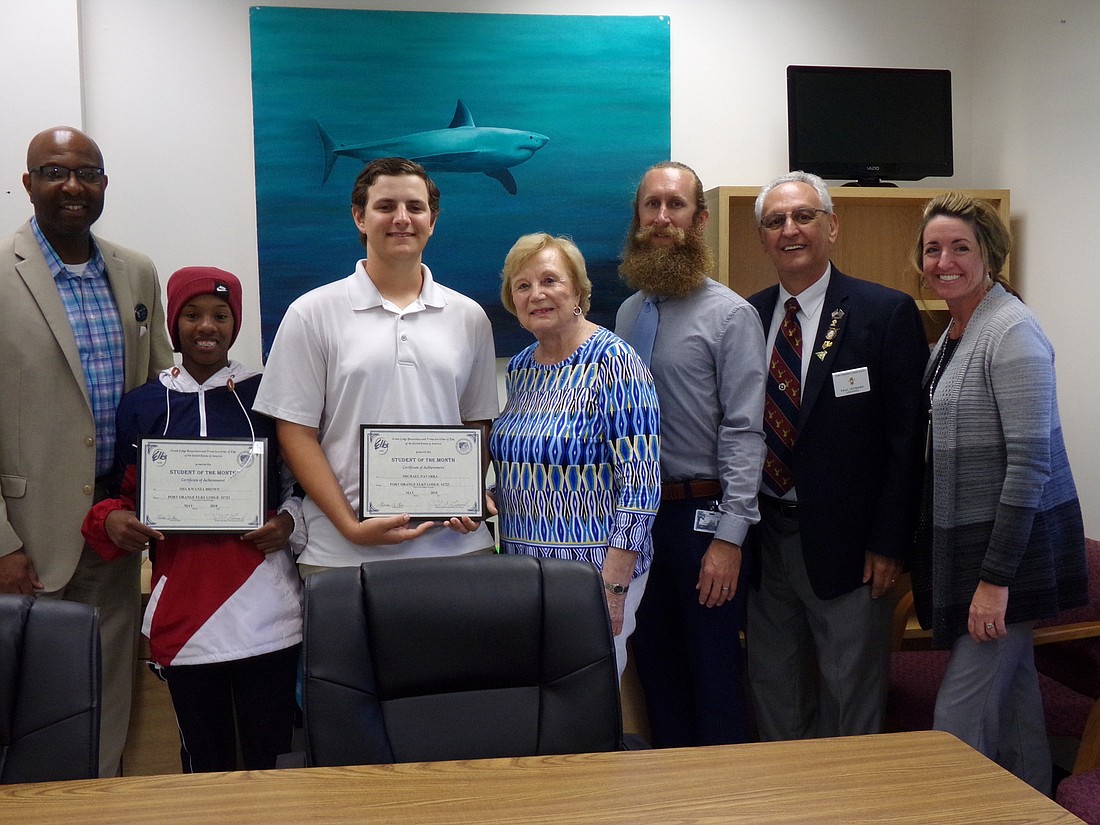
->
<box><xmin>360</xmin><ymin>426</ymin><xmax>484</xmax><ymax>521</ymax></box>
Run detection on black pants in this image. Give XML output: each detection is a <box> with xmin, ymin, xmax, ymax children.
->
<box><xmin>164</xmin><ymin>644</ymin><xmax>300</xmax><ymax>773</ymax></box>
<box><xmin>630</xmin><ymin>498</ymin><xmax>750</xmax><ymax>747</ymax></box>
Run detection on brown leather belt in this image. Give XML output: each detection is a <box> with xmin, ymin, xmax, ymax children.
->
<box><xmin>661</xmin><ymin>479</ymin><xmax>721</xmax><ymax>502</ymax></box>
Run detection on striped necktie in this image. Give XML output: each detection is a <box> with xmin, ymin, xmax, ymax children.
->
<box><xmin>763</xmin><ymin>297</ymin><xmax>802</xmax><ymax>497</ymax></box>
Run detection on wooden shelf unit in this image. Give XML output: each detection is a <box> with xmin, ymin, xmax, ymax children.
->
<box><xmin>703</xmin><ymin>186</ymin><xmax>1011</xmax><ymax>340</ymax></box>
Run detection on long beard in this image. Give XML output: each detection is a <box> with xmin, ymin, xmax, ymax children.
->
<box><xmin>618</xmin><ymin>224</ymin><xmax>713</xmax><ymax>297</ymax></box>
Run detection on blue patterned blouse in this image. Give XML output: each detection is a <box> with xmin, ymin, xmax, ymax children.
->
<box><xmin>490</xmin><ymin>326</ymin><xmax>661</xmax><ymax>577</ymax></box>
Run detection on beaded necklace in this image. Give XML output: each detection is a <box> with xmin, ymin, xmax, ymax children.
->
<box><xmin>924</xmin><ymin>322</ymin><xmax>961</xmax><ymax>463</ymax></box>
<box><xmin>927</xmin><ymin>324</ymin><xmax>961</xmax><ymax>413</ymax></box>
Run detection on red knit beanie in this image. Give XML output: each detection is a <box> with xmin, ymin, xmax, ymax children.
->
<box><xmin>166</xmin><ymin>266</ymin><xmax>243</xmax><ymax>352</ymax></box>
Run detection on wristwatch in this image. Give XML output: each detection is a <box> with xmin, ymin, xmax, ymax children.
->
<box><xmin>603</xmin><ymin>580</ymin><xmax>629</xmax><ymax>596</ymax></box>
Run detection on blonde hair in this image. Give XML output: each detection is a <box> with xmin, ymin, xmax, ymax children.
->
<box><xmin>500</xmin><ymin>233</ymin><xmax>592</xmax><ymax>316</ymax></box>
<box><xmin>912</xmin><ymin>192</ymin><xmax>1014</xmax><ymax>294</ymax></box>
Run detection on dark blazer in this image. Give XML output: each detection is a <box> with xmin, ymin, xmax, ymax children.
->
<box><xmin>749</xmin><ymin>267</ymin><xmax>927</xmax><ymax>600</ymax></box>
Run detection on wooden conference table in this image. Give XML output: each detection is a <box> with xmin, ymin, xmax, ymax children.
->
<box><xmin>0</xmin><ymin>730</ymin><xmax>1082</xmax><ymax>824</ymax></box>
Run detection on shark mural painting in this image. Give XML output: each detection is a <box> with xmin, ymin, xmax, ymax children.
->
<box><xmin>250</xmin><ymin>8</ymin><xmax>670</xmax><ymax>356</ymax></box>
<box><xmin>317</xmin><ymin>100</ymin><xmax>549</xmax><ymax>194</ymax></box>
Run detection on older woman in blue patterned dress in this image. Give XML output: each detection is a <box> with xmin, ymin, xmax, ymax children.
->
<box><xmin>490</xmin><ymin>233</ymin><xmax>661</xmax><ymax>679</ymax></box>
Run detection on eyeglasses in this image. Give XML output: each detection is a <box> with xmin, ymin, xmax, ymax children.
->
<box><xmin>29</xmin><ymin>165</ymin><xmax>106</xmax><ymax>185</ymax></box>
<box><xmin>760</xmin><ymin>208</ymin><xmax>828</xmax><ymax>231</ymax></box>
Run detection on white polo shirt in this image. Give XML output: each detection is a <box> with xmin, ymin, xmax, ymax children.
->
<box><xmin>254</xmin><ymin>262</ymin><xmax>499</xmax><ymax>566</ymax></box>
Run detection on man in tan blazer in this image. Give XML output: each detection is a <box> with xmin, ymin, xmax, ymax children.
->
<box><xmin>0</xmin><ymin>126</ymin><xmax>173</xmax><ymax>776</ymax></box>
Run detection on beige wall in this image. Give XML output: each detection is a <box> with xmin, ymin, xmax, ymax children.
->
<box><xmin>968</xmin><ymin>0</ymin><xmax>1100</xmax><ymax>540</ymax></box>
<box><xmin>0</xmin><ymin>0</ymin><xmax>83</xmax><ymax>222</ymax></box>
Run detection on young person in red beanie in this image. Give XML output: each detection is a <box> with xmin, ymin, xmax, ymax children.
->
<box><xmin>82</xmin><ymin>266</ymin><xmax>305</xmax><ymax>773</ymax></box>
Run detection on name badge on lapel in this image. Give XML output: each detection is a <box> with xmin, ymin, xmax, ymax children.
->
<box><xmin>832</xmin><ymin>366</ymin><xmax>870</xmax><ymax>397</ymax></box>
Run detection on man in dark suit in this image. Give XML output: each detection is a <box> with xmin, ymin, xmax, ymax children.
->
<box><xmin>746</xmin><ymin>171</ymin><xmax>927</xmax><ymax>740</ymax></box>
<box><xmin>0</xmin><ymin>126</ymin><xmax>173</xmax><ymax>774</ymax></box>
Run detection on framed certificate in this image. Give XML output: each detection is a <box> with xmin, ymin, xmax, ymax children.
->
<box><xmin>360</xmin><ymin>426</ymin><xmax>485</xmax><ymax>520</ymax></box>
<box><xmin>137</xmin><ymin>437</ymin><xmax>268</xmax><ymax>533</ymax></box>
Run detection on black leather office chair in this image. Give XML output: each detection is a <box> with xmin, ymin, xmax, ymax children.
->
<box><xmin>0</xmin><ymin>595</ymin><xmax>101</xmax><ymax>783</ymax></box>
<box><xmin>302</xmin><ymin>554</ymin><xmax>622</xmax><ymax>765</ymax></box>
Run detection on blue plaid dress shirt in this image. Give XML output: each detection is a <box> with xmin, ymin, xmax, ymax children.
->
<box><xmin>31</xmin><ymin>217</ymin><xmax>124</xmax><ymax>476</ymax></box>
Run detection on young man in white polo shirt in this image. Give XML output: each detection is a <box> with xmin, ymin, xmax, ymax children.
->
<box><xmin>254</xmin><ymin>157</ymin><xmax>498</xmax><ymax>570</ymax></box>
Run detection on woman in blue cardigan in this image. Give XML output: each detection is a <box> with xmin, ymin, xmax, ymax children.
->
<box><xmin>912</xmin><ymin>192</ymin><xmax>1087</xmax><ymax>794</ymax></box>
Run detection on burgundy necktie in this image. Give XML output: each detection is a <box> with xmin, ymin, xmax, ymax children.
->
<box><xmin>763</xmin><ymin>297</ymin><xmax>802</xmax><ymax>497</ymax></box>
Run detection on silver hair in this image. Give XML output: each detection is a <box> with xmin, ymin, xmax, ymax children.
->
<box><xmin>754</xmin><ymin>170</ymin><xmax>834</xmax><ymax>222</ymax></box>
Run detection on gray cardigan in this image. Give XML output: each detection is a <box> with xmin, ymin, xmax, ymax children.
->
<box><xmin>921</xmin><ymin>284</ymin><xmax>1087</xmax><ymax>647</ymax></box>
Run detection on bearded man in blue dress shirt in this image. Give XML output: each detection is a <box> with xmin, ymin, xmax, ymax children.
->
<box><xmin>616</xmin><ymin>161</ymin><xmax>767</xmax><ymax>747</ymax></box>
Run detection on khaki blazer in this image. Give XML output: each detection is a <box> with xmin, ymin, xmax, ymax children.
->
<box><xmin>0</xmin><ymin>221</ymin><xmax>173</xmax><ymax>590</ymax></box>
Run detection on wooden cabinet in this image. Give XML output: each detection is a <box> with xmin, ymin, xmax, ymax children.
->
<box><xmin>703</xmin><ymin>186</ymin><xmax>1011</xmax><ymax>340</ymax></box>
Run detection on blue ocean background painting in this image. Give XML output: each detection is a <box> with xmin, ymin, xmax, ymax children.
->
<box><xmin>249</xmin><ymin>8</ymin><xmax>671</xmax><ymax>356</ymax></box>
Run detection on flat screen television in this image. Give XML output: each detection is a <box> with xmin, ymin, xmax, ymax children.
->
<box><xmin>787</xmin><ymin>65</ymin><xmax>953</xmax><ymax>186</ymax></box>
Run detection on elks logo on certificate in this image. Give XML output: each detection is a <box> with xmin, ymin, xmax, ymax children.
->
<box><xmin>359</xmin><ymin>426</ymin><xmax>485</xmax><ymax>521</ymax></box>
